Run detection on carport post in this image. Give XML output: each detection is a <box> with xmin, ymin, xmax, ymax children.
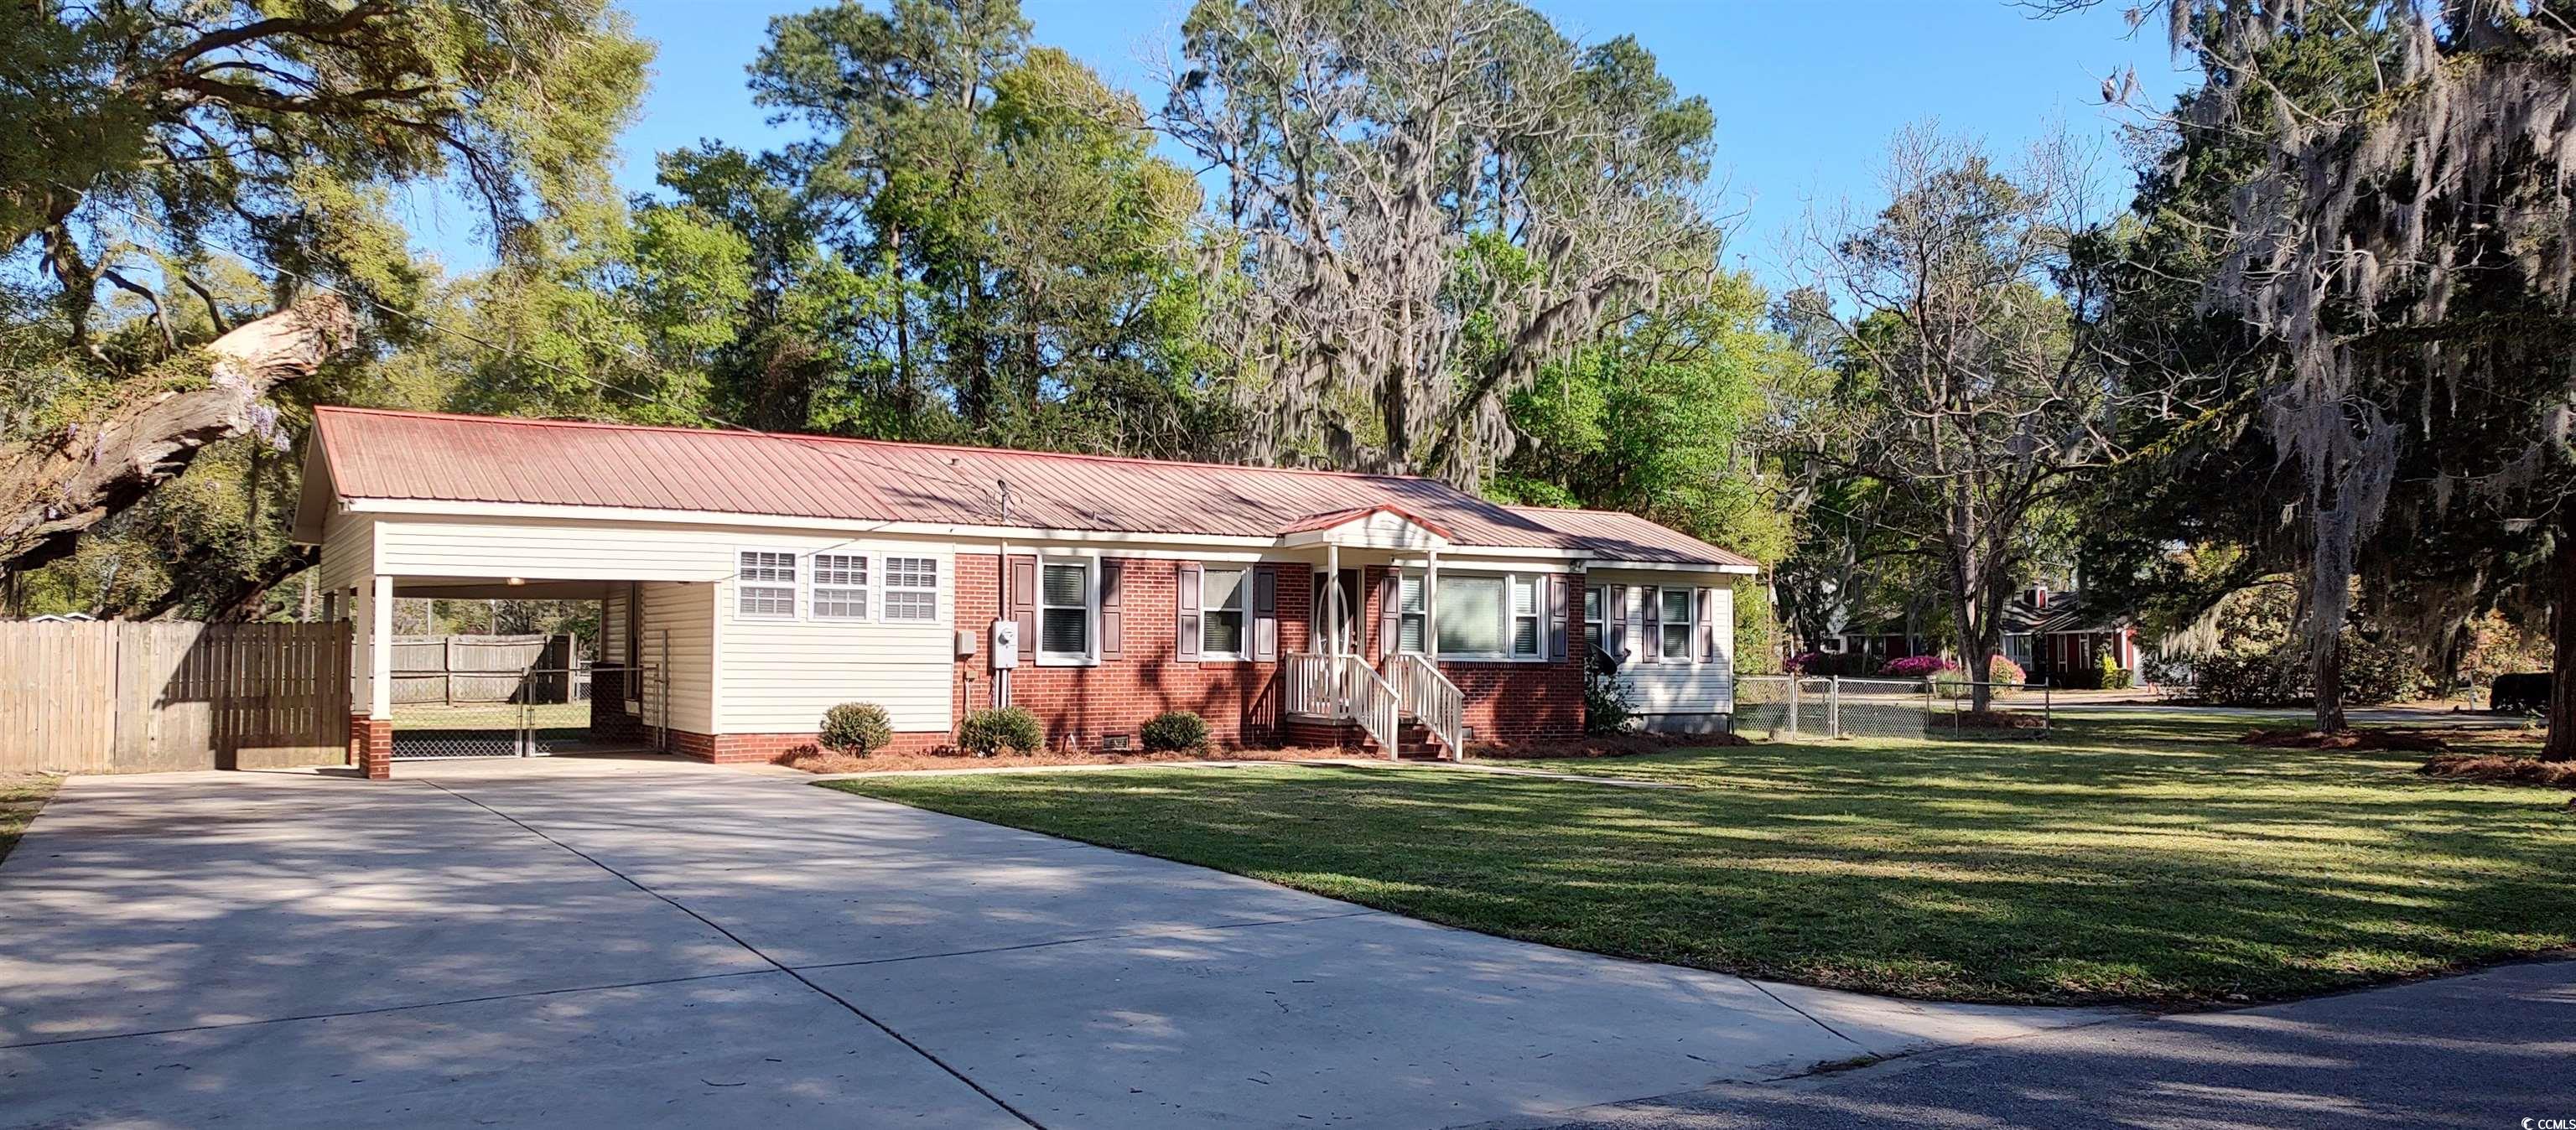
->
<box><xmin>352</xmin><ymin>574</ymin><xmax>395</xmax><ymax>780</ymax></box>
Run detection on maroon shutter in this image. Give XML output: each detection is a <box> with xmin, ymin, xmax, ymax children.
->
<box><xmin>1252</xmin><ymin>566</ymin><xmax>1279</xmax><ymax>661</ymax></box>
<box><xmin>1009</xmin><ymin>556</ymin><xmax>1037</xmax><ymax>663</ymax></box>
<box><xmin>1697</xmin><ymin>587</ymin><xmax>1717</xmax><ymax>662</ymax></box>
<box><xmin>1549</xmin><ymin>574</ymin><xmax>1571</xmax><ymax>661</ymax></box>
<box><xmin>1098</xmin><ymin>559</ymin><xmax>1124</xmax><ymax>660</ymax></box>
<box><xmin>1607</xmin><ymin>584</ymin><xmax>1629</xmax><ymax>665</ymax></box>
<box><xmin>1641</xmin><ymin>585</ymin><xmax>1662</xmax><ymax>662</ymax></box>
<box><xmin>1176</xmin><ymin>562</ymin><xmax>1202</xmax><ymax>661</ymax></box>
<box><xmin>1377</xmin><ymin>573</ymin><xmax>1400</xmax><ymax>659</ymax></box>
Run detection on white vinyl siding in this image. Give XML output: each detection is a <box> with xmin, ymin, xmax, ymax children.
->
<box><xmin>637</xmin><ymin>580</ymin><xmax>717</xmax><ymax>733</ymax></box>
<box><xmin>1597</xmin><ymin>571</ymin><xmax>1736</xmax><ymax>716</ymax></box>
<box><xmin>718</xmin><ymin>546</ymin><xmax>956</xmax><ymax>734</ymax></box>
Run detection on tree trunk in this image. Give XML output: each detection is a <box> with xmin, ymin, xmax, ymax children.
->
<box><xmin>0</xmin><ymin>295</ymin><xmax>356</xmax><ymax>571</ymax></box>
<box><xmin>2543</xmin><ymin>529</ymin><xmax>2576</xmax><ymax>761</ymax></box>
<box><xmin>2312</xmin><ymin>634</ymin><xmax>2348</xmax><ymax>733</ymax></box>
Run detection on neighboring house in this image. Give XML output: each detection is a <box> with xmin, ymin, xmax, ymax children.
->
<box><xmin>2002</xmin><ymin>586</ymin><xmax>2142</xmax><ymax>682</ymax></box>
<box><xmin>1826</xmin><ymin>585</ymin><xmax>2143</xmax><ymax>684</ymax></box>
<box><xmin>294</xmin><ymin>407</ymin><xmax>1758</xmax><ymax>778</ymax></box>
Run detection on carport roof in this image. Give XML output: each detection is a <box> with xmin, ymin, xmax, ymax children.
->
<box><xmin>303</xmin><ymin>407</ymin><xmax>1758</xmax><ymax>569</ymax></box>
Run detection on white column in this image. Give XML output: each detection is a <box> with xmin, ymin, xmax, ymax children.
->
<box><xmin>1425</xmin><ymin>549</ymin><xmax>1440</xmax><ymax>663</ymax></box>
<box><xmin>368</xmin><ymin>574</ymin><xmax>394</xmax><ymax>720</ymax></box>
<box><xmin>1326</xmin><ymin>542</ymin><xmax>1342</xmax><ymax>659</ymax></box>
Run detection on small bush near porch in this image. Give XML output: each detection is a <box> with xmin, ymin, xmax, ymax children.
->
<box><xmin>828</xmin><ymin>712</ymin><xmax>2576</xmax><ymax>1008</ymax></box>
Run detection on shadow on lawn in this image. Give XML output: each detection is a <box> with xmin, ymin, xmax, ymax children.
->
<box><xmin>840</xmin><ymin>713</ymin><xmax>2576</xmax><ymax>1007</ymax></box>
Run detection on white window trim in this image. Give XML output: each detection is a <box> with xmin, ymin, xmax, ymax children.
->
<box><xmin>810</xmin><ymin>552</ymin><xmax>872</xmax><ymax>621</ymax></box>
<box><xmin>1199</xmin><ymin>565</ymin><xmax>1249</xmax><ymax>661</ymax></box>
<box><xmin>1654</xmin><ymin>586</ymin><xmax>1699</xmax><ymax>666</ymax></box>
<box><xmin>1398</xmin><ymin>568</ymin><xmax>1555</xmax><ymax>663</ymax></box>
<box><xmin>882</xmin><ymin>555</ymin><xmax>941</xmax><ymax>623</ymax></box>
<box><xmin>737</xmin><ymin>549</ymin><xmax>798</xmax><ymax>619</ymax></box>
<box><xmin>1036</xmin><ymin>553</ymin><xmax>1099</xmax><ymax>666</ymax></box>
<box><xmin>1584</xmin><ymin>585</ymin><xmax>1605</xmax><ymax>656</ymax></box>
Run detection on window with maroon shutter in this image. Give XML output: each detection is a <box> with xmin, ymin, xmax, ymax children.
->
<box><xmin>1176</xmin><ymin>562</ymin><xmax>1202</xmax><ymax>661</ymax></box>
<box><xmin>1009</xmin><ymin>556</ymin><xmax>1038</xmax><ymax>664</ymax></box>
<box><xmin>1252</xmin><ymin>566</ymin><xmax>1279</xmax><ymax>661</ymax></box>
<box><xmin>1549</xmin><ymin>574</ymin><xmax>1571</xmax><ymax>661</ymax></box>
<box><xmin>1377</xmin><ymin>573</ymin><xmax>1400</xmax><ymax>659</ymax></box>
<box><xmin>1641</xmin><ymin>585</ymin><xmax>1662</xmax><ymax>661</ymax></box>
<box><xmin>1607</xmin><ymin>584</ymin><xmax>1630</xmax><ymax>664</ymax></box>
<box><xmin>1098</xmin><ymin>559</ymin><xmax>1124</xmax><ymax>659</ymax></box>
<box><xmin>1697</xmin><ymin>587</ymin><xmax>1718</xmax><ymax>661</ymax></box>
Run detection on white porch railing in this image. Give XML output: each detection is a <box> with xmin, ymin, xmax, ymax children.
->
<box><xmin>1282</xmin><ymin>651</ymin><xmax>1406</xmax><ymax>759</ymax></box>
<box><xmin>1384</xmin><ymin>651</ymin><xmax>1464</xmax><ymax>759</ymax></box>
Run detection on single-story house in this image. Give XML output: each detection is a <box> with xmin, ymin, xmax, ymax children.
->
<box><xmin>294</xmin><ymin>407</ymin><xmax>1758</xmax><ymax>778</ymax></box>
<box><xmin>2002</xmin><ymin>586</ymin><xmax>2142</xmax><ymax>679</ymax></box>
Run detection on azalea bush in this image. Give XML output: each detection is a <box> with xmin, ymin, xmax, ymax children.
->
<box><xmin>1880</xmin><ymin>655</ymin><xmax>1957</xmax><ymax>680</ymax></box>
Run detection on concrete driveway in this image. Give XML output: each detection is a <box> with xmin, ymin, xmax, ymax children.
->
<box><xmin>1</xmin><ymin>756</ymin><xmax>2116</xmax><ymax>1129</ymax></box>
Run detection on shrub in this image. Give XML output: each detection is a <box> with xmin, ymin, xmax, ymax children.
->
<box><xmin>1139</xmin><ymin>710</ymin><xmax>1210</xmax><ymax>753</ymax></box>
<box><xmin>1925</xmin><ymin>655</ymin><xmax>2022</xmax><ymax>700</ymax></box>
<box><xmin>1787</xmin><ymin>651</ymin><xmax>1881</xmax><ymax>677</ymax></box>
<box><xmin>1986</xmin><ymin>655</ymin><xmax>2026</xmax><ymax>687</ymax></box>
<box><xmin>1881</xmin><ymin>655</ymin><xmax>1957</xmax><ymax>680</ymax></box>
<box><xmin>1583</xmin><ymin>645</ymin><xmax>1636</xmax><ymax>733</ymax></box>
<box><xmin>2195</xmin><ymin>647</ymin><xmax>2309</xmax><ymax>706</ymax></box>
<box><xmin>818</xmin><ymin>702</ymin><xmax>893</xmax><ymax>755</ymax></box>
<box><xmin>958</xmin><ymin>706</ymin><xmax>1044</xmax><ymax>756</ymax></box>
<box><xmin>2096</xmin><ymin>654</ymin><xmax>2134</xmax><ymax>691</ymax></box>
<box><xmin>2342</xmin><ymin>632</ymin><xmax>2428</xmax><ymax>705</ymax></box>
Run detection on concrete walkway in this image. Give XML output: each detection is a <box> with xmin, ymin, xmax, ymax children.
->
<box><xmin>0</xmin><ymin>755</ymin><xmax>2122</xmax><ymax>1128</ymax></box>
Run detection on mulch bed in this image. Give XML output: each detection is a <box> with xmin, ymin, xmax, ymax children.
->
<box><xmin>1950</xmin><ymin>710</ymin><xmax>2049</xmax><ymax>730</ymax></box>
<box><xmin>1468</xmin><ymin>730</ymin><xmax>1747</xmax><ymax>759</ymax></box>
<box><xmin>2241</xmin><ymin>728</ymin><xmax>2455</xmax><ymax>752</ymax></box>
<box><xmin>2417</xmin><ymin>754</ymin><xmax>2576</xmax><ymax>789</ymax></box>
<box><xmin>780</xmin><ymin>744</ymin><xmax>1351</xmax><ymax>775</ymax></box>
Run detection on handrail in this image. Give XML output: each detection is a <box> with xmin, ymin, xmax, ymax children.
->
<box><xmin>1384</xmin><ymin>651</ymin><xmax>1464</xmax><ymax>759</ymax></box>
<box><xmin>1347</xmin><ymin>660</ymin><xmax>1403</xmax><ymax>759</ymax></box>
<box><xmin>1285</xmin><ymin>651</ymin><xmax>1405</xmax><ymax>758</ymax></box>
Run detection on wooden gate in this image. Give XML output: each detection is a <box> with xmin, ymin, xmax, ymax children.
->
<box><xmin>0</xmin><ymin>621</ymin><xmax>351</xmax><ymax>774</ymax></box>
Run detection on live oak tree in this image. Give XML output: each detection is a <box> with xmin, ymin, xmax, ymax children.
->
<box><xmin>1779</xmin><ymin>127</ymin><xmax>2116</xmax><ymax>712</ymax></box>
<box><xmin>0</xmin><ymin>0</ymin><xmax>649</xmax><ymax>611</ymax></box>
<box><xmin>2085</xmin><ymin>0</ymin><xmax>2576</xmax><ymax>742</ymax></box>
<box><xmin>1161</xmin><ymin>0</ymin><xmax>1723</xmax><ymax>483</ymax></box>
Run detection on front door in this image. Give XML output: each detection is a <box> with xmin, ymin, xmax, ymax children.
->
<box><xmin>1311</xmin><ymin>568</ymin><xmax>1363</xmax><ymax>655</ymax></box>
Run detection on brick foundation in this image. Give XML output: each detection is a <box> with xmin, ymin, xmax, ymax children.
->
<box><xmin>350</xmin><ymin>713</ymin><xmax>393</xmax><ymax>780</ymax></box>
<box><xmin>667</xmin><ymin>728</ymin><xmax>953</xmax><ymax>765</ymax></box>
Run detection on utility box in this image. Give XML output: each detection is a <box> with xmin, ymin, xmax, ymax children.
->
<box><xmin>989</xmin><ymin>619</ymin><xmax>1019</xmax><ymax>668</ymax></box>
<box><xmin>953</xmin><ymin>629</ymin><xmax>978</xmax><ymax>661</ymax></box>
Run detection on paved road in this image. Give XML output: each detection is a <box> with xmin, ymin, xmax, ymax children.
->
<box><xmin>0</xmin><ymin>756</ymin><xmax>2111</xmax><ymax>1130</ymax></box>
<box><xmin>1493</xmin><ymin>957</ymin><xmax>2576</xmax><ymax>1129</ymax></box>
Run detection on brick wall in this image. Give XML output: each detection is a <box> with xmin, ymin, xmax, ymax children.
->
<box><xmin>1358</xmin><ymin>564</ymin><xmax>1587</xmax><ymax>744</ymax></box>
<box><xmin>955</xmin><ymin>553</ymin><xmax>1312</xmax><ymax>749</ymax></box>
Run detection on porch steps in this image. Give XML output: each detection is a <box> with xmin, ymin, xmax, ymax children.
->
<box><xmin>1282</xmin><ymin>713</ymin><xmax>1446</xmax><ymax>759</ymax></box>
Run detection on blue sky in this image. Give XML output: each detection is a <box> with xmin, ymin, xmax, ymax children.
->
<box><xmin>402</xmin><ymin>0</ymin><xmax>2196</xmax><ymax>287</ymax></box>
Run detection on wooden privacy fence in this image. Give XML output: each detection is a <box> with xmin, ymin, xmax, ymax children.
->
<box><xmin>0</xmin><ymin>621</ymin><xmax>351</xmax><ymax>774</ymax></box>
<box><xmin>391</xmin><ymin>634</ymin><xmax>580</xmax><ymax>706</ymax></box>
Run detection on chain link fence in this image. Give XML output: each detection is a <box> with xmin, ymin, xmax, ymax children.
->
<box><xmin>391</xmin><ymin>665</ymin><xmax>592</xmax><ymax>760</ymax></box>
<box><xmin>1734</xmin><ymin>676</ymin><xmax>2053</xmax><ymax>741</ymax></box>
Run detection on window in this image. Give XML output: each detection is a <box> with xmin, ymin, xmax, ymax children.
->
<box><xmin>1584</xmin><ymin>586</ymin><xmax>1604</xmax><ymax>652</ymax></box>
<box><xmin>1436</xmin><ymin>576</ymin><xmax>1504</xmax><ymax>656</ymax></box>
<box><xmin>738</xmin><ymin>551</ymin><xmax>796</xmax><ymax>618</ymax></box>
<box><xmin>1659</xmin><ymin>587</ymin><xmax>1695</xmax><ymax>661</ymax></box>
<box><xmin>884</xmin><ymin>557</ymin><xmax>938</xmax><ymax>622</ymax></box>
<box><xmin>1397</xmin><ymin>575</ymin><xmax>1427</xmax><ymax>653</ymax></box>
<box><xmin>813</xmin><ymin>553</ymin><xmax>868</xmax><ymax>619</ymax></box>
<box><xmin>1509</xmin><ymin>576</ymin><xmax>1544</xmax><ymax>657</ymax></box>
<box><xmin>1201</xmin><ymin>568</ymin><xmax>1247</xmax><ymax>657</ymax></box>
<box><xmin>1040</xmin><ymin>560</ymin><xmax>1091</xmax><ymax>660</ymax></box>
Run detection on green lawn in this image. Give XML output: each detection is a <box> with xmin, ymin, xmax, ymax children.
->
<box><xmin>0</xmin><ymin>775</ymin><xmax>61</xmax><ymax>866</ymax></box>
<box><xmin>828</xmin><ymin>711</ymin><xmax>2576</xmax><ymax>1008</ymax></box>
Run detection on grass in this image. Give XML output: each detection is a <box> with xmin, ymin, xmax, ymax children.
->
<box><xmin>828</xmin><ymin>711</ymin><xmax>2576</xmax><ymax>1008</ymax></box>
<box><xmin>0</xmin><ymin>775</ymin><xmax>62</xmax><ymax>866</ymax></box>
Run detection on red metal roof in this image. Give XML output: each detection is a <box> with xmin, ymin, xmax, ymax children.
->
<box><xmin>309</xmin><ymin>407</ymin><xmax>1758</xmax><ymax>568</ymax></box>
